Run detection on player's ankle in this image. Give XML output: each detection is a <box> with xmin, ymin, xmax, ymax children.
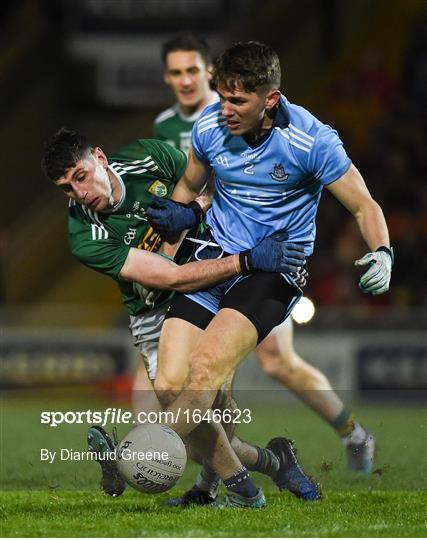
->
<box><xmin>195</xmin><ymin>467</ymin><xmax>220</xmax><ymax>495</ymax></box>
<box><xmin>331</xmin><ymin>407</ymin><xmax>356</xmax><ymax>438</ymax></box>
<box><xmin>223</xmin><ymin>468</ymin><xmax>258</xmax><ymax>498</ymax></box>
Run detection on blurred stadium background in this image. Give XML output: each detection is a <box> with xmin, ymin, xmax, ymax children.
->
<box><xmin>0</xmin><ymin>0</ymin><xmax>426</xmax><ymax>503</ymax></box>
<box><xmin>1</xmin><ymin>0</ymin><xmax>426</xmax><ymax>396</ymax></box>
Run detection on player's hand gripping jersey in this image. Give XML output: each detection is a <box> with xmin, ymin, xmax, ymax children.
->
<box><xmin>193</xmin><ymin>95</ymin><xmax>352</xmax><ymax>255</ymax></box>
<box><xmin>68</xmin><ymin>139</ymin><xmax>187</xmax><ymax>316</ymax></box>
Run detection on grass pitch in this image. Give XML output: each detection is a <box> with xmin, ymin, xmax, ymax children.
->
<box><xmin>1</xmin><ymin>388</ymin><xmax>426</xmax><ymax>537</ymax></box>
<box><xmin>2</xmin><ymin>490</ymin><xmax>425</xmax><ymax>537</ymax></box>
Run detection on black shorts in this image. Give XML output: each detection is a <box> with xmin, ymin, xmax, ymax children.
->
<box><xmin>165</xmin><ymin>272</ymin><xmax>301</xmax><ymax>343</ymax></box>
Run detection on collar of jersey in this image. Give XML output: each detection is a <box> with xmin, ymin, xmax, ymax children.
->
<box><xmin>243</xmin><ymin>95</ymin><xmax>290</xmax><ymax>149</ymax></box>
<box><xmin>105</xmin><ymin>165</ymin><xmax>126</xmax><ymax>213</ymax></box>
<box><xmin>176</xmin><ymin>91</ymin><xmax>219</xmax><ymax>123</ymax></box>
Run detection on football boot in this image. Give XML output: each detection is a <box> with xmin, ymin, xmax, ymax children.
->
<box><xmin>87</xmin><ymin>425</ymin><xmax>126</xmax><ymax>497</ymax></box>
<box><xmin>209</xmin><ymin>488</ymin><xmax>266</xmax><ymax>508</ymax></box>
<box><xmin>267</xmin><ymin>437</ymin><xmax>321</xmax><ymax>501</ymax></box>
<box><xmin>346</xmin><ymin>430</ymin><xmax>376</xmax><ymax>473</ymax></box>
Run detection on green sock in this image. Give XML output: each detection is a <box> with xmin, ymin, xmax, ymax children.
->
<box><xmin>330</xmin><ymin>408</ymin><xmax>356</xmax><ymax>438</ymax></box>
<box><xmin>249</xmin><ymin>447</ymin><xmax>279</xmax><ymax>478</ymax></box>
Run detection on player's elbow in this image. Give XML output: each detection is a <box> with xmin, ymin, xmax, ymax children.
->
<box><xmin>355</xmin><ymin>197</ymin><xmax>383</xmax><ymax>222</ymax></box>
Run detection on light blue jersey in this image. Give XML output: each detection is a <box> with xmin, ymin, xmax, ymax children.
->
<box><xmin>192</xmin><ymin>95</ymin><xmax>351</xmax><ymax>256</ymax></box>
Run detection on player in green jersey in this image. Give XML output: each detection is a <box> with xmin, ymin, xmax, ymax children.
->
<box><xmin>154</xmin><ymin>33</ymin><xmax>218</xmax><ymax>154</ymax></box>
<box><xmin>41</xmin><ymin>127</ymin><xmax>316</xmax><ymax>504</ymax></box>
<box><xmin>153</xmin><ymin>33</ymin><xmax>376</xmax><ymax>484</ymax></box>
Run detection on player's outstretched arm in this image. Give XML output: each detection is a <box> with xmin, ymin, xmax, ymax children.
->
<box><xmin>326</xmin><ymin>164</ymin><xmax>393</xmax><ymax>294</ymax></box>
<box><xmin>119</xmin><ymin>238</ymin><xmax>306</xmax><ymax>293</ymax></box>
<box><xmin>119</xmin><ymin>248</ymin><xmax>240</xmax><ymax>292</ymax></box>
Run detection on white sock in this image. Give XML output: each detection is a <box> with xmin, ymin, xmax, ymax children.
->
<box><xmin>341</xmin><ymin>423</ymin><xmax>367</xmax><ymax>446</ymax></box>
<box><xmin>195</xmin><ymin>469</ymin><xmax>220</xmax><ymax>497</ymax></box>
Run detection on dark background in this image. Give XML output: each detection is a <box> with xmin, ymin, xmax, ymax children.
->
<box><xmin>1</xmin><ymin>0</ymin><xmax>426</xmax><ymax>333</ymax></box>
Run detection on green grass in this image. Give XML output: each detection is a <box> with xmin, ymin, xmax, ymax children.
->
<box><xmin>1</xmin><ymin>389</ymin><xmax>426</xmax><ymax>537</ymax></box>
<box><xmin>1</xmin><ymin>490</ymin><xmax>425</xmax><ymax>537</ymax></box>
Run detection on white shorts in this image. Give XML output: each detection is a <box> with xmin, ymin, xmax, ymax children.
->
<box><xmin>128</xmin><ymin>304</ymin><xmax>169</xmax><ymax>380</ymax></box>
<box><xmin>270</xmin><ymin>314</ymin><xmax>293</xmax><ymax>334</ymax></box>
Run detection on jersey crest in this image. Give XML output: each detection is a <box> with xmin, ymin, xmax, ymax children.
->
<box><xmin>148</xmin><ymin>180</ymin><xmax>168</xmax><ymax>197</ymax></box>
<box><xmin>270</xmin><ymin>163</ymin><xmax>288</xmax><ymax>182</ymax></box>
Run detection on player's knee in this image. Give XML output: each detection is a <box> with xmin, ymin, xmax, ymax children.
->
<box><xmin>259</xmin><ymin>348</ymin><xmax>300</xmax><ymax>384</ymax></box>
<box><xmin>154</xmin><ymin>369</ymin><xmax>184</xmax><ymax>392</ymax></box>
<box><xmin>157</xmin><ymin>389</ymin><xmax>179</xmax><ymax>408</ymax></box>
<box><xmin>279</xmin><ymin>361</ymin><xmax>301</xmax><ymax>387</ymax></box>
<box><xmin>153</xmin><ymin>375</ymin><xmax>181</xmax><ymax>407</ymax></box>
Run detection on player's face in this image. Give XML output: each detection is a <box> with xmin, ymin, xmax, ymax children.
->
<box><xmin>164</xmin><ymin>50</ymin><xmax>212</xmax><ymax>110</ymax></box>
<box><xmin>217</xmin><ymin>83</ymin><xmax>279</xmax><ymax>136</ymax></box>
<box><xmin>54</xmin><ymin>148</ymin><xmax>113</xmax><ymax>211</ymax></box>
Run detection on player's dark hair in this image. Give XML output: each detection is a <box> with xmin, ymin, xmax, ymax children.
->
<box><xmin>161</xmin><ymin>33</ymin><xmax>212</xmax><ymax>66</ymax></box>
<box><xmin>213</xmin><ymin>41</ymin><xmax>281</xmax><ymax>93</ymax></box>
<box><xmin>41</xmin><ymin>128</ymin><xmax>92</xmax><ymax>181</ymax></box>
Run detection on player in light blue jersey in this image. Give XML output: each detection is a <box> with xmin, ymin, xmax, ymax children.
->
<box><xmin>148</xmin><ymin>41</ymin><xmax>393</xmax><ymax>508</ymax></box>
<box><xmin>153</xmin><ymin>35</ymin><xmax>380</xmax><ymax>488</ymax></box>
<box><xmin>194</xmin><ymin>97</ymin><xmax>350</xmax><ymax>254</ymax></box>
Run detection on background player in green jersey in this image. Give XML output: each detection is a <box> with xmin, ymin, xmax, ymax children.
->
<box><xmin>41</xmin><ymin>127</ymin><xmax>314</xmax><ymax>504</ymax></box>
<box><xmin>154</xmin><ymin>33</ymin><xmax>376</xmax><ymax>475</ymax></box>
<box><xmin>154</xmin><ymin>34</ymin><xmax>219</xmax><ymax>154</ymax></box>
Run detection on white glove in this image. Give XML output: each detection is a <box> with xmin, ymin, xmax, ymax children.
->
<box><xmin>354</xmin><ymin>248</ymin><xmax>393</xmax><ymax>295</ymax></box>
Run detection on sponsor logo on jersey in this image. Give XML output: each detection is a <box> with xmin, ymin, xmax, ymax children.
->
<box><xmin>240</xmin><ymin>151</ymin><xmax>258</xmax><ymax>159</ymax></box>
<box><xmin>270</xmin><ymin>163</ymin><xmax>289</xmax><ymax>182</ymax></box>
<box><xmin>148</xmin><ymin>181</ymin><xmax>168</xmax><ymax>198</ymax></box>
<box><xmin>139</xmin><ymin>227</ymin><xmax>162</xmax><ymax>252</ymax></box>
<box><xmin>124</xmin><ymin>228</ymin><xmax>137</xmax><ymax>245</ymax></box>
<box><xmin>132</xmin><ymin>213</ymin><xmax>148</xmax><ymax>221</ymax></box>
<box><xmin>127</xmin><ymin>203</ymin><xmax>148</xmax><ymax>221</ymax></box>
<box><xmin>215</xmin><ymin>155</ymin><xmax>229</xmax><ymax>168</ymax></box>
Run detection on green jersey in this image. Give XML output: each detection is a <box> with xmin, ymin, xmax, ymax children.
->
<box><xmin>153</xmin><ymin>93</ymin><xmax>219</xmax><ymax>154</ymax></box>
<box><xmin>68</xmin><ymin>139</ymin><xmax>187</xmax><ymax>316</ymax></box>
